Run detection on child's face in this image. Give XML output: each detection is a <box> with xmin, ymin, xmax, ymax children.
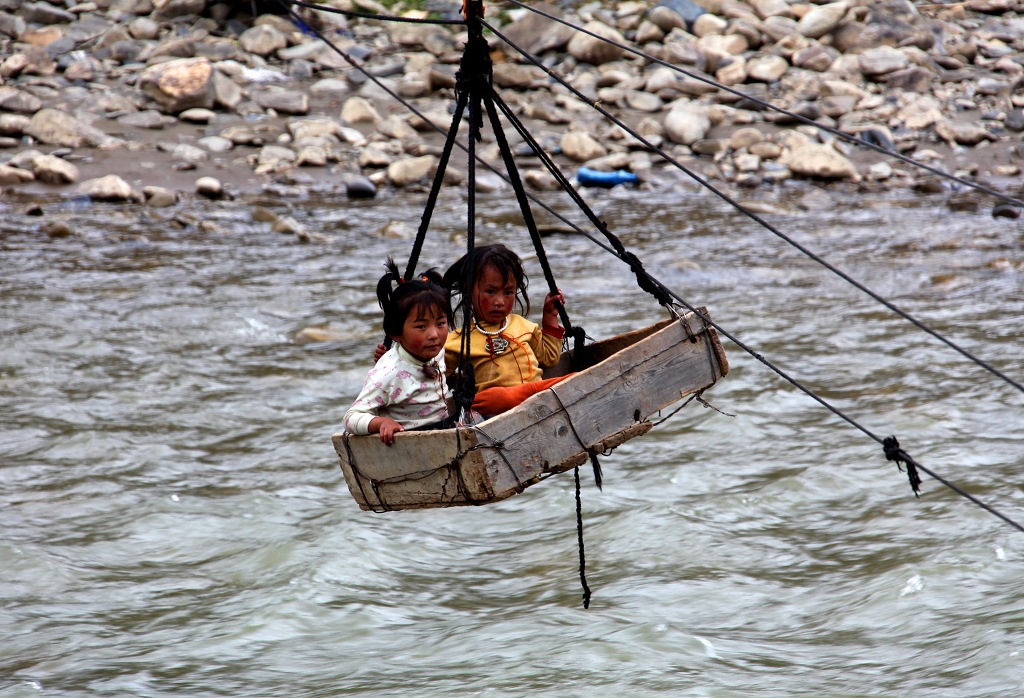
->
<box><xmin>472</xmin><ymin>264</ymin><xmax>516</xmax><ymax>325</ymax></box>
<box><xmin>393</xmin><ymin>304</ymin><xmax>449</xmax><ymax>364</ymax></box>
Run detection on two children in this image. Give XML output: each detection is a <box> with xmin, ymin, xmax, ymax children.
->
<box><xmin>443</xmin><ymin>244</ymin><xmax>571</xmax><ymax>417</ymax></box>
<box><xmin>346</xmin><ymin>245</ymin><xmax>571</xmax><ymax>444</ymax></box>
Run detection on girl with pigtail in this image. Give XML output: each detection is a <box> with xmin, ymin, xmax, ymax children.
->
<box><xmin>343</xmin><ymin>258</ymin><xmax>457</xmax><ymax>445</ymax></box>
<box><xmin>443</xmin><ymin>244</ymin><xmax>572</xmax><ymax>416</ymax></box>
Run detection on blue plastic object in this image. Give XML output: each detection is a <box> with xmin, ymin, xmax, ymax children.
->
<box><xmin>577</xmin><ymin>167</ymin><xmax>638</xmax><ymax>188</ymax></box>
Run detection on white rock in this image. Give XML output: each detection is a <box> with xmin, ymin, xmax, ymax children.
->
<box><xmin>859</xmin><ymin>46</ymin><xmax>908</xmax><ymax>77</ymax></box>
<box><xmin>195</xmin><ymin>176</ymin><xmax>223</xmax><ymax>198</ymax></box>
<box><xmin>746</xmin><ymin>54</ymin><xmax>789</xmax><ymax>83</ymax></box>
<box><xmin>780</xmin><ymin>142</ymin><xmax>858</xmax><ymax>179</ymax></box>
<box><xmin>32</xmin><ymin>154</ymin><xmax>79</xmax><ymax>184</ymax></box>
<box><xmin>561</xmin><ymin>131</ymin><xmax>608</xmax><ymax>162</ymax></box>
<box><xmin>387</xmin><ymin>155</ymin><xmax>436</xmax><ymax>186</ymax></box>
<box><xmin>664</xmin><ymin>103</ymin><xmax>711</xmax><ymax>145</ymax></box>
<box><xmin>76</xmin><ymin>174</ymin><xmax>138</xmax><ymax>201</ymax></box>
<box><xmin>340</xmin><ymin>96</ymin><xmax>381</xmax><ymax>125</ymax></box>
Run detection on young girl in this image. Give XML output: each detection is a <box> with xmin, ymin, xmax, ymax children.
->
<box><xmin>344</xmin><ymin>259</ymin><xmax>455</xmax><ymax>445</ymax></box>
<box><xmin>443</xmin><ymin>244</ymin><xmax>571</xmax><ymax>416</ymax></box>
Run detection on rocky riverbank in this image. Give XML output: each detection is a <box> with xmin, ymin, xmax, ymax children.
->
<box><xmin>2</xmin><ymin>0</ymin><xmax>1024</xmax><ymax>223</ymax></box>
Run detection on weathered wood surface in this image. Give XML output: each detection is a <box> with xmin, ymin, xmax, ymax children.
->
<box><xmin>334</xmin><ymin>309</ymin><xmax>728</xmax><ymax>511</ymax></box>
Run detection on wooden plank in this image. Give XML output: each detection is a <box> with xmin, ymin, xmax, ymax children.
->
<box><xmin>332</xmin><ymin>310</ymin><xmax>728</xmax><ymax>510</ymax></box>
<box><xmin>334</xmin><ymin>428</ymin><xmax>495</xmax><ymax>511</ymax></box>
<box><xmin>474</xmin><ymin>310</ymin><xmax>725</xmax><ymax>497</ymax></box>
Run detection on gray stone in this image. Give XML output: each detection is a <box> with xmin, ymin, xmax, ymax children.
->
<box><xmin>239</xmin><ymin>24</ymin><xmax>289</xmax><ymax>57</ymax></box>
<box><xmin>0</xmin><ymin>164</ymin><xmax>35</xmax><ymax>185</ymax></box>
<box><xmin>0</xmin><ymin>87</ymin><xmax>43</xmax><ymax>114</ymax></box>
<box><xmin>143</xmin><ymin>186</ymin><xmax>178</xmax><ymax>207</ymax></box>
<box><xmin>884</xmin><ymin>67</ymin><xmax>932</xmax><ymax>92</ymax></box>
<box><xmin>158</xmin><ymin>142</ymin><xmax>208</xmax><ymax>163</ymax></box>
<box><xmin>152</xmin><ymin>0</ymin><xmax>208</xmax><ymax>21</ymax></box>
<box><xmin>254</xmin><ymin>88</ymin><xmax>310</xmax><ymax>115</ymax></box>
<box><xmin>796</xmin><ymin>1</ymin><xmax>849</xmax><ymax>40</ymax></box>
<box><xmin>1005</xmin><ymin>109</ymin><xmax>1024</xmax><ymax>132</ymax></box>
<box><xmin>198</xmin><ymin>135</ymin><xmax>234</xmax><ymax>153</ymax></box>
<box><xmin>212</xmin><ymin>71</ymin><xmax>243</xmax><ymax>110</ymax></box>
<box><xmin>0</xmin><ymin>13</ymin><xmax>26</xmax><ymax>39</ymax></box>
<box><xmin>20</xmin><ymin>1</ymin><xmax>76</xmax><ymax>24</ymax></box>
<box><xmin>501</xmin><ymin>1</ymin><xmax>575</xmax><ymax>55</ymax></box>
<box><xmin>117</xmin><ymin>110</ymin><xmax>174</xmax><ymax>129</ymax></box>
<box><xmin>858</xmin><ymin>46</ymin><xmax>908</xmax><ymax>77</ymax></box>
<box><xmin>25</xmin><ymin>109</ymin><xmax>123</xmax><ymax>149</ymax></box>
<box><xmin>567</xmin><ymin>21</ymin><xmax>625</xmax><ymax>66</ymax></box>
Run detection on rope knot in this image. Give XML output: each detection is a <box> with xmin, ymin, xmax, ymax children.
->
<box><xmin>883</xmin><ymin>435</ymin><xmax>922</xmax><ymax>497</ymax></box>
<box><xmin>882</xmin><ymin>435</ymin><xmax>901</xmax><ymax>462</ymax></box>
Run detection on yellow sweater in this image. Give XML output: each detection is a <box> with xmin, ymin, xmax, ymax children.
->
<box><xmin>445</xmin><ymin>314</ymin><xmax>563</xmax><ymax>391</ymax></box>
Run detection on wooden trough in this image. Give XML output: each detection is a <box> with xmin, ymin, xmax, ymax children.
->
<box><xmin>333</xmin><ymin>308</ymin><xmax>729</xmax><ymax>511</ymax></box>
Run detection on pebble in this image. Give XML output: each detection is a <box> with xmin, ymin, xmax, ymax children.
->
<box><xmin>195</xmin><ymin>176</ymin><xmax>224</xmax><ymax>199</ymax></box>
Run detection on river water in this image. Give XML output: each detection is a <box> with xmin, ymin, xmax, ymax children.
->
<box><xmin>2</xmin><ymin>177</ymin><xmax>1022</xmax><ymax>697</ymax></box>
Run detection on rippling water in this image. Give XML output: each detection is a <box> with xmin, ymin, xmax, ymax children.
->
<box><xmin>2</xmin><ymin>180</ymin><xmax>1022</xmax><ymax>697</ymax></box>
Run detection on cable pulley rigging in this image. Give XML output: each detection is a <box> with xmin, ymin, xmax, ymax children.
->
<box><xmin>270</xmin><ymin>0</ymin><xmax>1024</xmax><ymax>552</ymax></box>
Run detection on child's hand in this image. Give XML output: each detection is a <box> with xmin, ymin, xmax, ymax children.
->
<box><xmin>373</xmin><ymin>343</ymin><xmax>387</xmax><ymax>362</ymax></box>
<box><xmin>377</xmin><ymin>418</ymin><xmax>404</xmax><ymax>445</ymax></box>
<box><xmin>543</xmin><ymin>289</ymin><xmax>564</xmax><ymax>327</ymax></box>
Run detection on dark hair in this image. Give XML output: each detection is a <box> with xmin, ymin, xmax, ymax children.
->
<box><xmin>376</xmin><ymin>257</ymin><xmax>452</xmax><ymax>338</ymax></box>
<box><xmin>443</xmin><ymin>244</ymin><xmax>529</xmax><ymax>326</ymax></box>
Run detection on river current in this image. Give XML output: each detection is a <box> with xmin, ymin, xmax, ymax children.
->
<box><xmin>2</xmin><ymin>177</ymin><xmax>1022</xmax><ymax>697</ymax></box>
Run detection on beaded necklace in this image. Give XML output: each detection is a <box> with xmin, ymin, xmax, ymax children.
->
<box><xmin>474</xmin><ymin>317</ymin><xmax>510</xmax><ymax>355</ymax></box>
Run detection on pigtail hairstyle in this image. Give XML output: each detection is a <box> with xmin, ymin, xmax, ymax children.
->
<box><xmin>376</xmin><ymin>257</ymin><xmax>452</xmax><ymax>339</ymax></box>
<box><xmin>443</xmin><ymin>244</ymin><xmax>530</xmax><ymax>328</ymax></box>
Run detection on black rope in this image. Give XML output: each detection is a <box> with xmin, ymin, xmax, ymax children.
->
<box><xmin>298</xmin><ymin>0</ymin><xmax>1024</xmax><ymax>535</ymax></box>
<box><xmin>574</xmin><ymin>465</ymin><xmax>592</xmax><ymax>609</ymax></box>
<box><xmin>881</xmin><ymin>436</ymin><xmax>1024</xmax><ymax>534</ymax></box>
<box><xmin>403</xmin><ymin>85</ymin><xmax>470</xmax><ymax>282</ymax></box>
<box><xmin>484</xmin><ymin>18</ymin><xmax>1024</xmax><ymax>399</ymax></box>
<box><xmin>281</xmin><ymin>0</ymin><xmax>466</xmax><ymax>25</ymax></box>
<box><xmin>549</xmin><ymin>388</ymin><xmax>603</xmax><ymax>490</ymax></box>
<box><xmin>502</xmin><ymin>0</ymin><xmax>1024</xmax><ymax>209</ymax></box>
<box><xmin>484</xmin><ymin>78</ymin><xmax>673</xmax><ymax>308</ymax></box>
<box><xmin>481</xmin><ymin>87</ymin><xmax>576</xmax><ymax>330</ymax></box>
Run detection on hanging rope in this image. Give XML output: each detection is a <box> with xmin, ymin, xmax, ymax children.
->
<box><xmin>574</xmin><ymin>465</ymin><xmax>592</xmax><ymax>609</ymax></box>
